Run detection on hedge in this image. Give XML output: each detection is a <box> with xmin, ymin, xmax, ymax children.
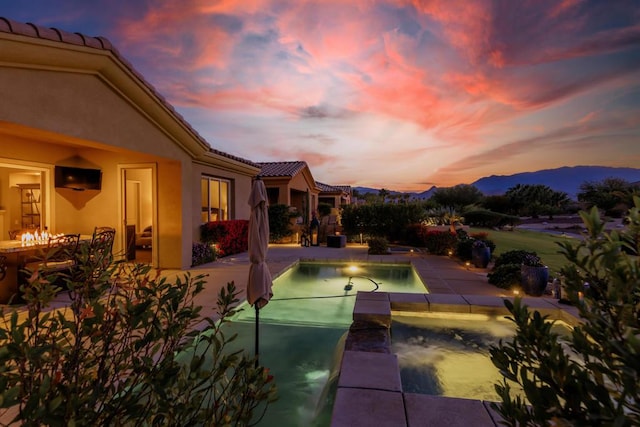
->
<box><xmin>200</xmin><ymin>220</ymin><xmax>249</xmax><ymax>257</ymax></box>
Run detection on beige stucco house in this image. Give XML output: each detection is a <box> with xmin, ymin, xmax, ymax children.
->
<box><xmin>257</xmin><ymin>161</ymin><xmax>320</xmax><ymax>223</ymax></box>
<box><xmin>0</xmin><ymin>18</ymin><xmax>260</xmax><ymax>270</ymax></box>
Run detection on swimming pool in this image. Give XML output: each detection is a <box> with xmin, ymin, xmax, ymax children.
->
<box><xmin>224</xmin><ymin>261</ymin><xmax>428</xmax><ymax>427</ymax></box>
<box><xmin>391</xmin><ymin>312</ymin><xmax>572</xmax><ymax>401</ymax></box>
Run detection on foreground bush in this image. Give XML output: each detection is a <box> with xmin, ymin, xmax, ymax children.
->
<box><xmin>0</xmin><ymin>249</ymin><xmax>276</xmax><ymax>426</ymax></box>
<box><xmin>490</xmin><ymin>199</ymin><xmax>640</xmax><ymax>425</ymax></box>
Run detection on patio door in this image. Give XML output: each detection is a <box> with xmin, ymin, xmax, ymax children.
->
<box><xmin>120</xmin><ymin>166</ymin><xmax>155</xmax><ymax>265</ymax></box>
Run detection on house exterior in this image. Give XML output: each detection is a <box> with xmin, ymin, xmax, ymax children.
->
<box><xmin>257</xmin><ymin>161</ymin><xmax>320</xmax><ymax>223</ymax></box>
<box><xmin>317</xmin><ymin>182</ymin><xmax>352</xmax><ymax>208</ymax></box>
<box><xmin>0</xmin><ymin>18</ymin><xmax>260</xmax><ymax>270</ymax></box>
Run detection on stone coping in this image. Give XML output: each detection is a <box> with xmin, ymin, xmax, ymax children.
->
<box><xmin>330</xmin><ymin>291</ymin><xmax>580</xmax><ymax>426</ymax></box>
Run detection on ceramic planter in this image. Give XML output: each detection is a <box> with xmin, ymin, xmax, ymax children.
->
<box><xmin>521</xmin><ymin>265</ymin><xmax>549</xmax><ymax>296</ymax></box>
<box><xmin>471</xmin><ymin>246</ymin><xmax>491</xmax><ymax>268</ymax></box>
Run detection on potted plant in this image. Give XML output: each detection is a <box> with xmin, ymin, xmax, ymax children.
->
<box><xmin>471</xmin><ymin>239</ymin><xmax>491</xmax><ymax>268</ymax></box>
<box><xmin>520</xmin><ymin>253</ymin><xmax>549</xmax><ymax>296</ymax></box>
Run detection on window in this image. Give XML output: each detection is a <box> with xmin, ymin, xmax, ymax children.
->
<box><xmin>201</xmin><ymin>177</ymin><xmax>231</xmax><ymax>223</ymax></box>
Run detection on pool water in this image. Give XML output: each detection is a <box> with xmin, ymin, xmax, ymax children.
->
<box><xmin>391</xmin><ymin>313</ymin><xmax>572</xmax><ymax>401</ymax></box>
<box><xmin>224</xmin><ymin>261</ymin><xmax>428</xmax><ymax>426</ymax></box>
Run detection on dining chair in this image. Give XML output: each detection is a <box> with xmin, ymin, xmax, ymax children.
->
<box><xmin>23</xmin><ymin>233</ymin><xmax>82</xmax><ymax>280</ymax></box>
<box><xmin>89</xmin><ymin>226</ymin><xmax>116</xmax><ymax>275</ymax></box>
<box><xmin>8</xmin><ymin>229</ymin><xmax>20</xmax><ymax>240</ymax></box>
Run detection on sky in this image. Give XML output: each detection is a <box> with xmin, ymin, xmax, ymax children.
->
<box><xmin>3</xmin><ymin>0</ymin><xmax>640</xmax><ymax>192</ymax></box>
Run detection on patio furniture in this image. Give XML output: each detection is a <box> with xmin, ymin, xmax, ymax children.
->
<box><xmin>22</xmin><ymin>233</ymin><xmax>81</xmax><ymax>282</ymax></box>
<box><xmin>89</xmin><ymin>226</ymin><xmax>116</xmax><ymax>276</ymax></box>
<box><xmin>135</xmin><ymin>225</ymin><xmax>152</xmax><ymax>248</ymax></box>
<box><xmin>327</xmin><ymin>234</ymin><xmax>347</xmax><ymax>248</ymax></box>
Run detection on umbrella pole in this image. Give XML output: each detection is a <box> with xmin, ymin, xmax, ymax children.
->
<box><xmin>255</xmin><ymin>304</ymin><xmax>260</xmax><ymax>367</ymax></box>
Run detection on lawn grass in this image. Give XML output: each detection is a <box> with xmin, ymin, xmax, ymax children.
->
<box><xmin>468</xmin><ymin>227</ymin><xmax>579</xmax><ymax>276</ymax></box>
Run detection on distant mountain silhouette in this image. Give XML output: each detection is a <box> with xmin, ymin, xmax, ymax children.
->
<box><xmin>351</xmin><ymin>166</ymin><xmax>640</xmax><ymax>200</ymax></box>
<box><xmin>471</xmin><ymin>166</ymin><xmax>640</xmax><ymax>199</ymax></box>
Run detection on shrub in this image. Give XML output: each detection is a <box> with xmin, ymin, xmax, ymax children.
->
<box><xmin>0</xmin><ymin>251</ymin><xmax>276</xmax><ymax>425</ymax></box>
<box><xmin>200</xmin><ymin>220</ymin><xmax>249</xmax><ymax>256</ymax></box>
<box><xmin>404</xmin><ymin>223</ymin><xmax>427</xmax><ymax>247</ymax></box>
<box><xmin>423</xmin><ymin>230</ymin><xmax>458</xmax><ymax>255</ymax></box>
<box><xmin>487</xmin><ymin>264</ymin><xmax>521</xmax><ymax>289</ymax></box>
<box><xmin>492</xmin><ymin>249</ymin><xmax>540</xmax><ymax>269</ymax></box>
<box><xmin>489</xmin><ymin>199</ymin><xmax>640</xmax><ymax>425</ymax></box>
<box><xmin>192</xmin><ymin>242</ymin><xmax>217</xmax><ymax>266</ymax></box>
<box><xmin>455</xmin><ymin>233</ymin><xmax>496</xmax><ymax>262</ymax></box>
<box><xmin>487</xmin><ymin>249</ymin><xmax>541</xmax><ymax>289</ymax></box>
<box><xmin>341</xmin><ymin>203</ymin><xmax>426</xmax><ymax>242</ymax></box>
<box><xmin>463</xmin><ymin>209</ymin><xmax>521</xmax><ymax>228</ymax></box>
<box><xmin>367</xmin><ymin>237</ymin><xmax>389</xmax><ymax>255</ymax></box>
<box><xmin>268</xmin><ymin>204</ymin><xmax>297</xmax><ymax>242</ymax></box>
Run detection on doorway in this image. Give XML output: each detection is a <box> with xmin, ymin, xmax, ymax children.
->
<box><xmin>120</xmin><ymin>166</ymin><xmax>155</xmax><ymax>265</ymax></box>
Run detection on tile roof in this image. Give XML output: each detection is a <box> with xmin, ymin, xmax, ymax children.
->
<box><xmin>317</xmin><ymin>182</ymin><xmax>352</xmax><ymax>194</ymax></box>
<box><xmin>0</xmin><ymin>17</ymin><xmax>258</xmax><ymax>169</ymax></box>
<box><xmin>257</xmin><ymin>161</ymin><xmax>308</xmax><ymax>177</ymax></box>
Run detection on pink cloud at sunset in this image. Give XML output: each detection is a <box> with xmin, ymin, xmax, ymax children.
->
<box><xmin>3</xmin><ymin>0</ymin><xmax>639</xmax><ymax>191</ymax></box>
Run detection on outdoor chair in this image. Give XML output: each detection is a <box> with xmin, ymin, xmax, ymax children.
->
<box><xmin>88</xmin><ymin>226</ymin><xmax>116</xmax><ymax>277</ymax></box>
<box><xmin>22</xmin><ymin>233</ymin><xmax>81</xmax><ymax>284</ymax></box>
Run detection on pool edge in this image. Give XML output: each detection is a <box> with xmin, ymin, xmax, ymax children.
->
<box><xmin>329</xmin><ymin>292</ymin><xmax>581</xmax><ymax>427</ymax></box>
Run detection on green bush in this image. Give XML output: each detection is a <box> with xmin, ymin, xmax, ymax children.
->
<box><xmin>367</xmin><ymin>237</ymin><xmax>389</xmax><ymax>255</ymax></box>
<box><xmin>488</xmin><ymin>249</ymin><xmax>542</xmax><ymax>289</ymax></box>
<box><xmin>268</xmin><ymin>204</ymin><xmax>298</xmax><ymax>242</ymax></box>
<box><xmin>456</xmin><ymin>234</ymin><xmax>496</xmax><ymax>261</ymax></box>
<box><xmin>0</xmin><ymin>249</ymin><xmax>276</xmax><ymax>425</ymax></box>
<box><xmin>424</xmin><ymin>230</ymin><xmax>458</xmax><ymax>255</ymax></box>
<box><xmin>341</xmin><ymin>203</ymin><xmax>426</xmax><ymax>242</ymax></box>
<box><xmin>492</xmin><ymin>249</ymin><xmax>539</xmax><ymax>268</ymax></box>
<box><xmin>489</xmin><ymin>199</ymin><xmax>640</xmax><ymax>425</ymax></box>
<box><xmin>463</xmin><ymin>209</ymin><xmax>521</xmax><ymax>228</ymax></box>
<box><xmin>487</xmin><ymin>263</ymin><xmax>521</xmax><ymax>289</ymax></box>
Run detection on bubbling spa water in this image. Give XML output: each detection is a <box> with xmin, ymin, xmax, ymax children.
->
<box><xmin>391</xmin><ymin>313</ymin><xmax>572</xmax><ymax>401</ymax></box>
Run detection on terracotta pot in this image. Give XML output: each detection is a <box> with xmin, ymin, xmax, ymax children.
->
<box><xmin>521</xmin><ymin>265</ymin><xmax>549</xmax><ymax>296</ymax></box>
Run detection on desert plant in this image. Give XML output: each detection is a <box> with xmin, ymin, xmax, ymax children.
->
<box><xmin>0</xmin><ymin>250</ymin><xmax>276</xmax><ymax>426</ymax></box>
<box><xmin>489</xmin><ymin>198</ymin><xmax>640</xmax><ymax>426</ymax></box>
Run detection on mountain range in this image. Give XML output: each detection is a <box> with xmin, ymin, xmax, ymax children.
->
<box><xmin>353</xmin><ymin>166</ymin><xmax>640</xmax><ymax>200</ymax></box>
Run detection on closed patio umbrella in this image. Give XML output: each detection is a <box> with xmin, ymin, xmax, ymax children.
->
<box><xmin>247</xmin><ymin>177</ymin><xmax>273</xmax><ymax>364</ymax></box>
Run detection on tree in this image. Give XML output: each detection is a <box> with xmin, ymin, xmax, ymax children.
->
<box><xmin>578</xmin><ymin>177</ymin><xmax>639</xmax><ymax>216</ymax></box>
<box><xmin>0</xmin><ymin>252</ymin><xmax>277</xmax><ymax>426</ymax></box>
<box><xmin>490</xmin><ymin>197</ymin><xmax>640</xmax><ymax>426</ymax></box>
<box><xmin>505</xmin><ymin>184</ymin><xmax>570</xmax><ymax>218</ymax></box>
<box><xmin>431</xmin><ymin>184</ymin><xmax>484</xmax><ymax>211</ymax></box>
<box><xmin>378</xmin><ymin>188</ymin><xmax>390</xmax><ymax>203</ymax></box>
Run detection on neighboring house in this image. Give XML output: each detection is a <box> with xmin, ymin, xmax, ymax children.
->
<box><xmin>0</xmin><ymin>18</ymin><xmax>260</xmax><ymax>270</ymax></box>
<box><xmin>317</xmin><ymin>182</ymin><xmax>351</xmax><ymax>208</ymax></box>
<box><xmin>257</xmin><ymin>161</ymin><xmax>319</xmax><ymax>223</ymax></box>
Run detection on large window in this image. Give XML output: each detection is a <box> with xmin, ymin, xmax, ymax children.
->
<box><xmin>201</xmin><ymin>177</ymin><xmax>230</xmax><ymax>223</ymax></box>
